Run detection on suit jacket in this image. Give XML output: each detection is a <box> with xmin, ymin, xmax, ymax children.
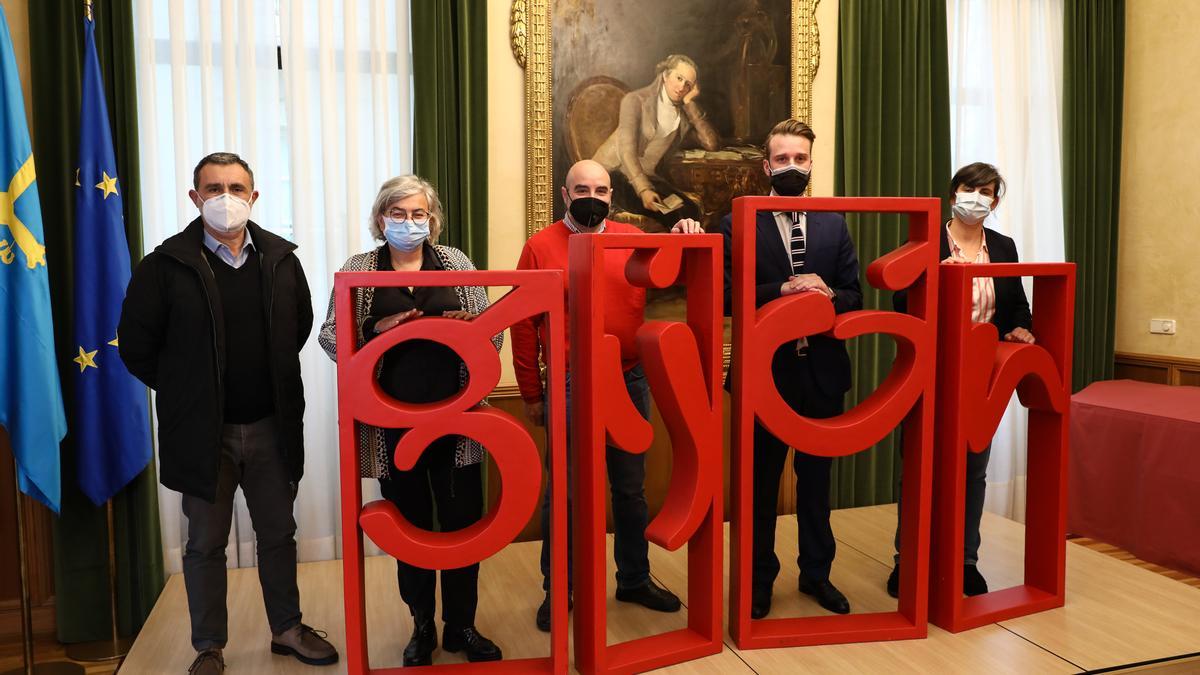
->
<box><xmin>721</xmin><ymin>210</ymin><xmax>864</xmax><ymax>399</ymax></box>
<box><xmin>593</xmin><ymin>77</ymin><xmax>720</xmax><ymax>196</ymax></box>
<box><xmin>893</xmin><ymin>225</ymin><xmax>1032</xmax><ymax>337</ymax></box>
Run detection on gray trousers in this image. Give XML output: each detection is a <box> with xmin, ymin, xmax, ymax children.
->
<box><xmin>182</xmin><ymin>416</ymin><xmax>301</xmax><ymax>650</ymax></box>
<box><xmin>894</xmin><ymin>444</ymin><xmax>991</xmax><ymax>566</ymax></box>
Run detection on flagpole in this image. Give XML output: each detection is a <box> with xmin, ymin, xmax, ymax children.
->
<box><xmin>1</xmin><ymin>456</ymin><xmax>83</xmax><ymax>675</ymax></box>
<box><xmin>62</xmin><ymin>499</ymin><xmax>131</xmax><ymax>662</ymax></box>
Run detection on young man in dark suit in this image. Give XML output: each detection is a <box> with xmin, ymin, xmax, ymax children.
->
<box><xmin>720</xmin><ymin>119</ymin><xmax>863</xmax><ymax>619</ymax></box>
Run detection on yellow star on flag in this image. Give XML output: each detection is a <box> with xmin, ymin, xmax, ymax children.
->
<box><xmin>74</xmin><ymin>346</ymin><xmax>99</xmax><ymax>372</ymax></box>
<box><xmin>95</xmin><ymin>171</ymin><xmax>119</xmax><ymax>199</ymax></box>
<box><xmin>75</xmin><ymin>168</ymin><xmax>81</xmax><ymax>187</ymax></box>
<box><xmin>108</xmin><ymin>335</ymin><xmax>119</xmax><ymax>347</ymax></box>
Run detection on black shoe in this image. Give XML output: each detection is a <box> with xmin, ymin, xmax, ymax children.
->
<box><xmin>799</xmin><ymin>576</ymin><xmax>851</xmax><ymax>614</ymax></box>
<box><xmin>534</xmin><ymin>592</ymin><xmax>573</xmax><ymax>633</ymax></box>
<box><xmin>886</xmin><ymin>564</ymin><xmax>900</xmax><ymax>599</ymax></box>
<box><xmin>402</xmin><ymin>617</ymin><xmax>437</xmax><ymax>667</ymax></box>
<box><xmin>963</xmin><ymin>564</ymin><xmax>989</xmax><ymax>596</ymax></box>
<box><xmin>615</xmin><ymin>579</ymin><xmax>682</xmax><ymax>613</ymax></box>
<box><xmin>442</xmin><ymin>625</ymin><xmax>502</xmax><ymax>662</ymax></box>
<box><xmin>750</xmin><ymin>586</ymin><xmax>772</xmax><ymax>619</ymax></box>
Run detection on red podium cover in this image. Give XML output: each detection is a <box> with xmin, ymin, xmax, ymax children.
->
<box><xmin>729</xmin><ymin>196</ymin><xmax>941</xmax><ymax>649</ymax></box>
<box><xmin>930</xmin><ymin>262</ymin><xmax>1075</xmax><ymax>632</ymax></box>
<box><xmin>567</xmin><ymin>233</ymin><xmax>724</xmax><ymax>674</ymax></box>
<box><xmin>334</xmin><ymin>270</ymin><xmax>569</xmax><ymax>674</ymax></box>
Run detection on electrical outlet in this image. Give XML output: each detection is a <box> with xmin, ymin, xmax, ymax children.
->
<box><xmin>1149</xmin><ymin>319</ymin><xmax>1177</xmax><ymax>335</ymax></box>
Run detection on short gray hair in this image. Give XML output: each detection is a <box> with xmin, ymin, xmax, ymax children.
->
<box><xmin>193</xmin><ymin>152</ymin><xmax>254</xmax><ymax>190</ymax></box>
<box><xmin>368</xmin><ymin>174</ymin><xmax>444</xmax><ymax>243</ymax></box>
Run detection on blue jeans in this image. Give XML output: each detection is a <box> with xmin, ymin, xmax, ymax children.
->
<box><xmin>894</xmin><ymin>444</ymin><xmax>991</xmax><ymax>566</ymax></box>
<box><xmin>539</xmin><ymin>365</ymin><xmax>652</xmax><ymax>592</ymax></box>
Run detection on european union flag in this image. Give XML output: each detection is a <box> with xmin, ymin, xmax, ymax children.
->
<box><xmin>0</xmin><ymin>6</ymin><xmax>67</xmax><ymax>512</ymax></box>
<box><xmin>73</xmin><ymin>12</ymin><xmax>151</xmax><ymax>505</ymax></box>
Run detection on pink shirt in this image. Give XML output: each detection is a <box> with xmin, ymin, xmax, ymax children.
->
<box><xmin>946</xmin><ymin>223</ymin><xmax>996</xmax><ymax>324</ymax></box>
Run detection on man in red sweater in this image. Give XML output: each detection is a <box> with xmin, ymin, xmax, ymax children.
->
<box><xmin>511</xmin><ymin>159</ymin><xmax>701</xmax><ymax>632</ymax></box>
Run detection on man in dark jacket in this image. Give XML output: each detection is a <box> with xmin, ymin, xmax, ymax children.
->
<box><xmin>721</xmin><ymin>119</ymin><xmax>863</xmax><ymax>620</ymax></box>
<box><xmin>119</xmin><ymin>153</ymin><xmax>335</xmax><ymax>674</ymax></box>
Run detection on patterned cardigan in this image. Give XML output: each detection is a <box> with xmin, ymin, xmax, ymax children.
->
<box><xmin>317</xmin><ymin>244</ymin><xmax>502</xmax><ymax>478</ymax></box>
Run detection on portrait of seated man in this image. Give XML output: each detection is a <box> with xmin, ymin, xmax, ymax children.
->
<box><xmin>593</xmin><ymin>53</ymin><xmax>721</xmax><ymax>231</ymax></box>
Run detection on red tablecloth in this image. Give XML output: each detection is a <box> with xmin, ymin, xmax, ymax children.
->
<box><xmin>1068</xmin><ymin>379</ymin><xmax>1200</xmax><ymax>577</ymax></box>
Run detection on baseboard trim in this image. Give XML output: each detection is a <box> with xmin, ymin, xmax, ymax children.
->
<box><xmin>1114</xmin><ymin>351</ymin><xmax>1200</xmax><ymax>387</ymax></box>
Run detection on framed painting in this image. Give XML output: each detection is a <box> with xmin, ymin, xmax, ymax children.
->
<box><xmin>513</xmin><ymin>0</ymin><xmax>821</xmax><ymax>330</ymax></box>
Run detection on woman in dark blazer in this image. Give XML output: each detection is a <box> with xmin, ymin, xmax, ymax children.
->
<box><xmin>319</xmin><ymin>175</ymin><xmax>503</xmax><ymax>667</ymax></box>
<box><xmin>888</xmin><ymin>162</ymin><xmax>1033</xmax><ymax>599</ymax></box>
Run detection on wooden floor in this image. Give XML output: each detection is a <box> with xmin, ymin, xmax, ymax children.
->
<box><xmin>116</xmin><ymin>505</ymin><xmax>1200</xmax><ymax>674</ymax></box>
<box><xmin>1069</xmin><ymin>535</ymin><xmax>1200</xmax><ymax>590</ymax></box>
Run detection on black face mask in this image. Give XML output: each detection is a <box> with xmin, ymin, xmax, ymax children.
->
<box><xmin>567</xmin><ymin>196</ymin><xmax>610</xmax><ymax>229</ymax></box>
<box><xmin>769</xmin><ymin>165</ymin><xmax>811</xmax><ymax>197</ymax></box>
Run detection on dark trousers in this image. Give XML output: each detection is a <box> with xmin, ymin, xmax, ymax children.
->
<box><xmin>539</xmin><ymin>365</ymin><xmax>652</xmax><ymax>593</ymax></box>
<box><xmin>610</xmin><ymin>171</ymin><xmax>702</xmax><ymax>232</ymax></box>
<box><xmin>894</xmin><ymin>443</ymin><xmax>991</xmax><ymax>565</ymax></box>
<box><xmin>752</xmin><ymin>355</ymin><xmax>843</xmax><ymax>590</ymax></box>
<box><xmin>182</xmin><ymin>416</ymin><xmax>301</xmax><ymax>651</ymax></box>
<box><xmin>379</xmin><ymin>431</ymin><xmax>484</xmax><ymax>627</ymax></box>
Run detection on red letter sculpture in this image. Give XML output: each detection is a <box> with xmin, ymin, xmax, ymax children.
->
<box><xmin>335</xmin><ymin>270</ymin><xmax>569</xmax><ymax>674</ymax></box>
<box><xmin>568</xmin><ymin>233</ymin><xmax>724</xmax><ymax>674</ymax></box>
<box><xmin>930</xmin><ymin>262</ymin><xmax>1075</xmax><ymax>632</ymax></box>
<box><xmin>729</xmin><ymin>196</ymin><xmax>941</xmax><ymax>648</ymax></box>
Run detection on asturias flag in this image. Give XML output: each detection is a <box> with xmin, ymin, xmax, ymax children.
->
<box><xmin>0</xmin><ymin>5</ymin><xmax>67</xmax><ymax>512</ymax></box>
<box><xmin>73</xmin><ymin>11</ymin><xmax>151</xmax><ymax>505</ymax></box>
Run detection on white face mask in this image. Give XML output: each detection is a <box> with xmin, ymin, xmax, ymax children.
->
<box><xmin>201</xmin><ymin>193</ymin><xmax>252</xmax><ymax>234</ymax></box>
<box><xmin>951</xmin><ymin>191</ymin><xmax>993</xmax><ymax>225</ymax></box>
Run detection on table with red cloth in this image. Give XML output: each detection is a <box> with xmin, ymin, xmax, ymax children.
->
<box><xmin>1068</xmin><ymin>379</ymin><xmax>1200</xmax><ymax>577</ymax></box>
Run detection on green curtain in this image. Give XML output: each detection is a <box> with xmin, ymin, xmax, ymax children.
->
<box><xmin>1063</xmin><ymin>0</ymin><xmax>1124</xmax><ymax>392</ymax></box>
<box><xmin>411</xmin><ymin>0</ymin><xmax>488</xmax><ymax>266</ymax></box>
<box><xmin>29</xmin><ymin>1</ymin><xmax>164</xmax><ymax>642</ymax></box>
<box><xmin>832</xmin><ymin>0</ymin><xmax>952</xmax><ymax>508</ymax></box>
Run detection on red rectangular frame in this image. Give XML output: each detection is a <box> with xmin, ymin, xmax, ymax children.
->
<box><xmin>729</xmin><ymin>195</ymin><xmax>941</xmax><ymax>648</ymax></box>
<box><xmin>930</xmin><ymin>262</ymin><xmax>1075</xmax><ymax>632</ymax></box>
<box><xmin>334</xmin><ymin>269</ymin><xmax>569</xmax><ymax>674</ymax></box>
<box><xmin>567</xmin><ymin>233</ymin><xmax>725</xmax><ymax>674</ymax></box>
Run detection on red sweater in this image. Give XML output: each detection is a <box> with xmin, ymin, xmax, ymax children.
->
<box><xmin>510</xmin><ymin>220</ymin><xmax>647</xmax><ymax>403</ymax></box>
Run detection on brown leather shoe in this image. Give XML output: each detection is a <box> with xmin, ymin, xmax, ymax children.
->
<box><xmin>187</xmin><ymin>648</ymin><xmax>224</xmax><ymax>674</ymax></box>
<box><xmin>271</xmin><ymin>623</ymin><xmax>339</xmax><ymax>666</ymax></box>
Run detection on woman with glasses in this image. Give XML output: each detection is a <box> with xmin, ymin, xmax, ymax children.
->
<box><xmin>318</xmin><ymin>175</ymin><xmax>502</xmax><ymax>666</ymax></box>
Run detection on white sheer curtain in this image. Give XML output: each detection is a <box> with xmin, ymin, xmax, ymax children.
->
<box><xmin>133</xmin><ymin>0</ymin><xmax>411</xmax><ymax>574</ymax></box>
<box><xmin>947</xmin><ymin>0</ymin><xmax>1065</xmax><ymax>522</ymax></box>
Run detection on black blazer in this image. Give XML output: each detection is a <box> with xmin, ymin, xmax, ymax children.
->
<box><xmin>721</xmin><ymin>210</ymin><xmax>864</xmax><ymax>398</ymax></box>
<box><xmin>894</xmin><ymin>225</ymin><xmax>1032</xmax><ymax>337</ymax></box>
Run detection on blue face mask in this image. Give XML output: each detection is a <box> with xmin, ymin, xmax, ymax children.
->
<box><xmin>383</xmin><ymin>217</ymin><xmax>430</xmax><ymax>252</ymax></box>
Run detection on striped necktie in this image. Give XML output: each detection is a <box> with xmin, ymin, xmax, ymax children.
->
<box><xmin>789</xmin><ymin>212</ymin><xmax>809</xmax><ymax>354</ymax></box>
<box><xmin>790</xmin><ymin>211</ymin><xmax>805</xmax><ymax>274</ymax></box>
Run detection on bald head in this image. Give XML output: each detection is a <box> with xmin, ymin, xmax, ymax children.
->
<box><xmin>562</xmin><ymin>159</ymin><xmax>612</xmax><ymax>206</ymax></box>
<box><xmin>566</xmin><ymin>160</ymin><xmax>610</xmax><ymax>191</ymax></box>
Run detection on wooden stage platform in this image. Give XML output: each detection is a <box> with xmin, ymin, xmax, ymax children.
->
<box><xmin>122</xmin><ymin>505</ymin><xmax>1200</xmax><ymax>673</ymax></box>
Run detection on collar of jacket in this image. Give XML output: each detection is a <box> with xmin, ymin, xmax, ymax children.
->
<box><xmin>157</xmin><ymin>217</ymin><xmax>298</xmax><ymax>270</ymax></box>
<box><xmin>639</xmin><ymin>77</ymin><xmax>689</xmax><ymax>130</ymax></box>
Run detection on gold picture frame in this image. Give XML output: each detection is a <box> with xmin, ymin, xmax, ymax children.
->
<box><xmin>513</xmin><ymin>0</ymin><xmax>821</xmax><ymax>238</ymax></box>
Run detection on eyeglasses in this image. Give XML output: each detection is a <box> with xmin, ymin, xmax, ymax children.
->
<box><xmin>384</xmin><ymin>208</ymin><xmax>430</xmax><ymax>223</ymax></box>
